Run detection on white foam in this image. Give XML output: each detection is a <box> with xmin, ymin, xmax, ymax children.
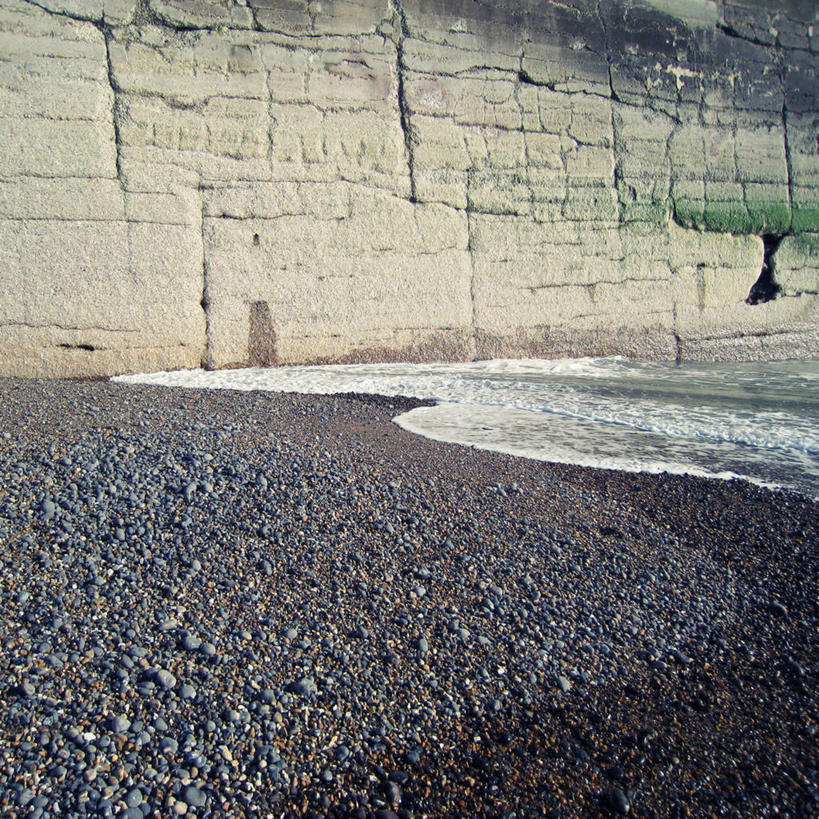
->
<box><xmin>394</xmin><ymin>403</ymin><xmax>800</xmax><ymax>495</ymax></box>
<box><xmin>114</xmin><ymin>357</ymin><xmax>819</xmax><ymax>498</ymax></box>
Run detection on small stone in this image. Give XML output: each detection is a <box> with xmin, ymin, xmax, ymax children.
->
<box><xmin>291</xmin><ymin>676</ymin><xmax>317</xmax><ymax>697</ymax></box>
<box><xmin>18</xmin><ymin>681</ymin><xmax>36</xmax><ymax>699</ymax></box>
<box><xmin>159</xmin><ymin>737</ymin><xmax>178</xmax><ymax>755</ymax></box>
<box><xmin>416</xmin><ymin>636</ymin><xmax>429</xmax><ymax>653</ymax></box>
<box><xmin>605</xmin><ymin>787</ymin><xmax>630</xmax><ymax>815</ymax></box>
<box><xmin>124</xmin><ymin>787</ymin><xmax>143</xmax><ymax>808</ymax></box>
<box><xmin>767</xmin><ymin>601</ymin><xmax>788</xmax><ymax>617</ymax></box>
<box><xmin>180</xmin><ymin>683</ymin><xmax>196</xmax><ymax>700</ymax></box>
<box><xmin>383</xmin><ymin>780</ymin><xmax>402</xmax><ymax>805</ymax></box>
<box><xmin>283</xmin><ymin>627</ymin><xmax>298</xmax><ymax>640</ymax></box>
<box><xmin>180</xmin><ymin>785</ymin><xmax>206</xmax><ymax>807</ymax></box>
<box><xmin>181</xmin><ymin>633</ymin><xmax>201</xmax><ymax>651</ymax></box>
<box><xmin>222</xmin><ymin>707</ymin><xmax>241</xmax><ymax>724</ymax></box>
<box><xmin>109</xmin><ymin>715</ymin><xmax>131</xmax><ymax>734</ymax></box>
<box><xmin>153</xmin><ymin>669</ymin><xmax>177</xmax><ymax>690</ymax></box>
<box><xmin>557</xmin><ymin>675</ymin><xmax>572</xmax><ymax>693</ymax></box>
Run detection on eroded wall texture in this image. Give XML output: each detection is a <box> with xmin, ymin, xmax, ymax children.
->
<box><xmin>0</xmin><ymin>0</ymin><xmax>817</xmax><ymax>376</ymax></box>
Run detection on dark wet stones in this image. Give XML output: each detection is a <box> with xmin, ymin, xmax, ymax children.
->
<box><xmin>290</xmin><ymin>677</ymin><xmax>317</xmax><ymax>697</ymax></box>
<box><xmin>40</xmin><ymin>498</ymin><xmax>56</xmax><ymax>520</ymax></box>
<box><xmin>180</xmin><ymin>633</ymin><xmax>201</xmax><ymax>651</ymax></box>
<box><xmin>109</xmin><ymin>715</ymin><xmax>130</xmax><ymax>733</ymax></box>
<box><xmin>14</xmin><ymin>681</ymin><xmax>36</xmax><ymax>699</ymax></box>
<box><xmin>150</xmin><ymin>668</ymin><xmax>177</xmax><ymax>690</ymax></box>
<box><xmin>603</xmin><ymin>787</ymin><xmax>631</xmax><ymax>815</ymax></box>
<box><xmin>0</xmin><ymin>379</ymin><xmax>815</xmax><ymax>819</ymax></box>
<box><xmin>122</xmin><ymin>787</ymin><xmax>143</xmax><ymax>808</ymax></box>
<box><xmin>180</xmin><ymin>785</ymin><xmax>206</xmax><ymax>807</ymax></box>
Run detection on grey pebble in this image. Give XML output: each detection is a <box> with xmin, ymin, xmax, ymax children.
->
<box><xmin>124</xmin><ymin>787</ymin><xmax>143</xmax><ymax>808</ymax></box>
<box><xmin>291</xmin><ymin>676</ymin><xmax>317</xmax><ymax>697</ymax></box>
<box><xmin>152</xmin><ymin>668</ymin><xmax>177</xmax><ymax>690</ymax></box>
<box><xmin>767</xmin><ymin>601</ymin><xmax>788</xmax><ymax>617</ymax></box>
<box><xmin>181</xmin><ymin>633</ymin><xmax>201</xmax><ymax>651</ymax></box>
<box><xmin>181</xmin><ymin>785</ymin><xmax>206</xmax><ymax>807</ymax></box>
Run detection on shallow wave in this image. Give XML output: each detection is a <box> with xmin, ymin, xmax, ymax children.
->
<box><xmin>115</xmin><ymin>357</ymin><xmax>819</xmax><ymax>497</ymax></box>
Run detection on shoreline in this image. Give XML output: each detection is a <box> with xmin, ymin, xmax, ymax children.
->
<box><xmin>1</xmin><ymin>379</ymin><xmax>816</xmax><ymax>818</ymax></box>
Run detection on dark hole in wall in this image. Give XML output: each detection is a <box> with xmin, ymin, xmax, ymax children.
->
<box><xmin>252</xmin><ymin>233</ymin><xmax>260</xmax><ymax>247</ymax></box>
<box><xmin>58</xmin><ymin>343</ymin><xmax>96</xmax><ymax>351</ymax></box>
<box><xmin>746</xmin><ymin>234</ymin><xmax>784</xmax><ymax>305</ymax></box>
<box><xmin>248</xmin><ymin>301</ymin><xmax>277</xmax><ymax>366</ymax></box>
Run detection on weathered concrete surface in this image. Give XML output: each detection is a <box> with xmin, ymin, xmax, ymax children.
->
<box><xmin>0</xmin><ymin>0</ymin><xmax>816</xmax><ymax>376</ymax></box>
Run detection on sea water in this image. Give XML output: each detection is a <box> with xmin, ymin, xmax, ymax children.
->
<box><xmin>115</xmin><ymin>357</ymin><xmax>819</xmax><ymax>499</ymax></box>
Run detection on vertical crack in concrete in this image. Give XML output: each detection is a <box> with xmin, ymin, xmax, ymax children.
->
<box><xmin>776</xmin><ymin>48</ymin><xmax>795</xmax><ymax>232</ymax></box>
<box><xmin>198</xmin><ymin>183</ymin><xmax>212</xmax><ymax>369</ymax></box>
<box><xmin>466</xmin><ymin>205</ymin><xmax>478</xmax><ymax>355</ymax></box>
<box><xmin>101</xmin><ymin>27</ymin><xmax>125</xmax><ymax>191</ymax></box>
<box><xmin>782</xmin><ymin>106</ymin><xmax>794</xmax><ymax>229</ymax></box>
<box><xmin>515</xmin><ymin>54</ymin><xmax>536</xmax><ymax>220</ymax></box>
<box><xmin>671</xmin><ymin>304</ymin><xmax>682</xmax><ymax>363</ymax></box>
<box><xmin>248</xmin><ymin>1</ymin><xmax>263</xmax><ymax>32</ymax></box>
<box><xmin>463</xmin><ymin>167</ymin><xmax>478</xmax><ymax>351</ymax></box>
<box><xmin>597</xmin><ymin>1</ymin><xmax>624</xmax><ymax>222</ymax></box>
<box><xmin>390</xmin><ymin>0</ymin><xmax>417</xmax><ymax>202</ymax></box>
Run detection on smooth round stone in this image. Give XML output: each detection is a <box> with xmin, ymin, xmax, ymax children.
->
<box><xmin>179</xmin><ymin>684</ymin><xmax>196</xmax><ymax>700</ymax></box>
<box><xmin>200</xmin><ymin>642</ymin><xmax>217</xmax><ymax>658</ymax></box>
<box><xmin>384</xmin><ymin>781</ymin><xmax>402</xmax><ymax>805</ymax></box>
<box><xmin>291</xmin><ymin>677</ymin><xmax>317</xmax><ymax>697</ymax></box>
<box><xmin>181</xmin><ymin>634</ymin><xmax>201</xmax><ymax>652</ymax></box>
<box><xmin>222</xmin><ymin>708</ymin><xmax>240</xmax><ymax>724</ymax></box>
<box><xmin>153</xmin><ymin>669</ymin><xmax>177</xmax><ymax>690</ymax></box>
<box><xmin>159</xmin><ymin>737</ymin><xmax>178</xmax><ymax>755</ymax></box>
<box><xmin>605</xmin><ymin>787</ymin><xmax>631</xmax><ymax>815</ymax></box>
<box><xmin>180</xmin><ymin>785</ymin><xmax>206</xmax><ymax>807</ymax></box>
<box><xmin>767</xmin><ymin>601</ymin><xmax>788</xmax><ymax>617</ymax></box>
<box><xmin>124</xmin><ymin>787</ymin><xmax>143</xmax><ymax>808</ymax></box>
<box><xmin>110</xmin><ymin>716</ymin><xmax>131</xmax><ymax>734</ymax></box>
<box><xmin>18</xmin><ymin>681</ymin><xmax>36</xmax><ymax>698</ymax></box>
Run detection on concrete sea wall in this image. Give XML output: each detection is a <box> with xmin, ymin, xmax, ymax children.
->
<box><xmin>0</xmin><ymin>0</ymin><xmax>817</xmax><ymax>377</ymax></box>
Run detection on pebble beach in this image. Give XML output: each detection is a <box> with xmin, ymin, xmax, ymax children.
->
<box><xmin>0</xmin><ymin>378</ymin><xmax>816</xmax><ymax>818</ymax></box>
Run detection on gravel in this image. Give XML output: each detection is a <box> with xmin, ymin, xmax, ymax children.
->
<box><xmin>0</xmin><ymin>378</ymin><xmax>816</xmax><ymax>818</ymax></box>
